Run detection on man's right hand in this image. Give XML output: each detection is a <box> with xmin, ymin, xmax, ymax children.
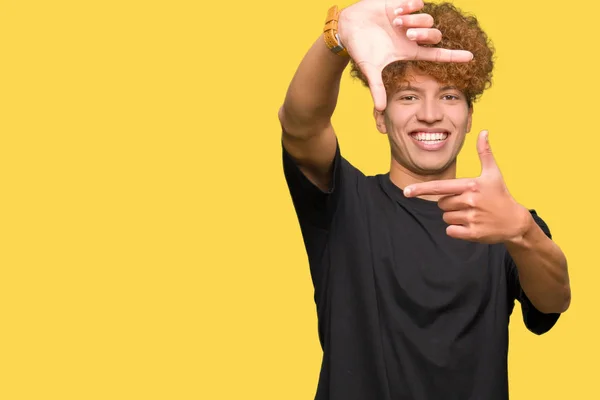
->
<box><xmin>338</xmin><ymin>0</ymin><xmax>474</xmax><ymax>111</ymax></box>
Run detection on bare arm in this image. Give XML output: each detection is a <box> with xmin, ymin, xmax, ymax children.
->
<box><xmin>279</xmin><ymin>0</ymin><xmax>474</xmax><ymax>191</ymax></box>
<box><xmin>279</xmin><ymin>35</ymin><xmax>349</xmax><ymax>191</ymax></box>
<box><xmin>505</xmin><ymin>213</ymin><xmax>571</xmax><ymax>314</ymax></box>
<box><xmin>404</xmin><ymin>130</ymin><xmax>571</xmax><ymax>315</ymax></box>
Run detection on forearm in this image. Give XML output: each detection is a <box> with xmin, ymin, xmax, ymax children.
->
<box><xmin>280</xmin><ymin>34</ymin><xmax>350</xmax><ymax>136</ymax></box>
<box><xmin>505</xmin><ymin>213</ymin><xmax>571</xmax><ymax>314</ymax></box>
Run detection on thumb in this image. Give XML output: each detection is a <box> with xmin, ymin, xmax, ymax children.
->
<box><xmin>359</xmin><ymin>62</ymin><xmax>387</xmax><ymax>112</ymax></box>
<box><xmin>477</xmin><ymin>130</ymin><xmax>499</xmax><ymax>174</ymax></box>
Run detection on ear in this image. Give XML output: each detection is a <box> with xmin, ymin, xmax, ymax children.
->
<box><xmin>466</xmin><ymin>105</ymin><xmax>474</xmax><ymax>133</ymax></box>
<box><xmin>374</xmin><ymin>108</ymin><xmax>388</xmax><ymax>134</ymax></box>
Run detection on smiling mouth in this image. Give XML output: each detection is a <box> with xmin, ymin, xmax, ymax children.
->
<box><xmin>410</xmin><ymin>131</ymin><xmax>449</xmax><ymax>144</ymax></box>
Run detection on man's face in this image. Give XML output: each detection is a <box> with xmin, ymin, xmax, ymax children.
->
<box><xmin>375</xmin><ymin>71</ymin><xmax>473</xmax><ymax>176</ymax></box>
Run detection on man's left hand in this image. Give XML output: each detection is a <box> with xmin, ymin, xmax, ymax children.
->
<box><xmin>404</xmin><ymin>130</ymin><xmax>532</xmax><ymax>244</ymax></box>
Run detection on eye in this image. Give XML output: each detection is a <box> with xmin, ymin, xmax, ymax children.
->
<box><xmin>442</xmin><ymin>94</ymin><xmax>460</xmax><ymax>100</ymax></box>
<box><xmin>400</xmin><ymin>95</ymin><xmax>418</xmax><ymax>101</ymax></box>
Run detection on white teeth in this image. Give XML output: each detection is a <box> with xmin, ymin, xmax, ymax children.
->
<box><xmin>411</xmin><ymin>132</ymin><xmax>448</xmax><ymax>142</ymax></box>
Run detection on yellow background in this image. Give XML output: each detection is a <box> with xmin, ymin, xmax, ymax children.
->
<box><xmin>1</xmin><ymin>0</ymin><xmax>597</xmax><ymax>399</ymax></box>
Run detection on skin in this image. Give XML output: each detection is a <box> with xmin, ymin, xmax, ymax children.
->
<box><xmin>280</xmin><ymin>0</ymin><xmax>570</xmax><ymax>316</ymax></box>
<box><xmin>337</xmin><ymin>0</ymin><xmax>473</xmax><ymax>111</ymax></box>
<box><xmin>374</xmin><ymin>70</ymin><xmax>473</xmax><ymax>200</ymax></box>
<box><xmin>378</xmin><ymin>72</ymin><xmax>570</xmax><ymax>314</ymax></box>
<box><xmin>280</xmin><ymin>0</ymin><xmax>469</xmax><ymax>194</ymax></box>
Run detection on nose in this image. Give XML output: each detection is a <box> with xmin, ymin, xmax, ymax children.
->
<box><xmin>416</xmin><ymin>98</ymin><xmax>443</xmax><ymax>123</ymax></box>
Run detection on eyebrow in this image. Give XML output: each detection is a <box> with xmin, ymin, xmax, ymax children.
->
<box><xmin>397</xmin><ymin>85</ymin><xmax>459</xmax><ymax>93</ymax></box>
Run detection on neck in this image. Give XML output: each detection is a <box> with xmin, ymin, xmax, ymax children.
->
<box><xmin>389</xmin><ymin>158</ymin><xmax>457</xmax><ymax>201</ymax></box>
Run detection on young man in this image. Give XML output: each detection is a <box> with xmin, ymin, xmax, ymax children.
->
<box><xmin>278</xmin><ymin>1</ymin><xmax>571</xmax><ymax>399</ymax></box>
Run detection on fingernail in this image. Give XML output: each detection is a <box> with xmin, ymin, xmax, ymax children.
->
<box><xmin>393</xmin><ymin>17</ymin><xmax>403</xmax><ymax>26</ymax></box>
<box><xmin>394</xmin><ymin>7</ymin><xmax>403</xmax><ymax>15</ymax></box>
<box><xmin>406</xmin><ymin>30</ymin><xmax>417</xmax><ymax>40</ymax></box>
<box><xmin>404</xmin><ymin>187</ymin><xmax>412</xmax><ymax>196</ymax></box>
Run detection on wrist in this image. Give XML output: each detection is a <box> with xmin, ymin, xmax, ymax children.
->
<box><xmin>323</xmin><ymin>5</ymin><xmax>350</xmax><ymax>58</ymax></box>
<box><xmin>504</xmin><ymin>205</ymin><xmax>535</xmax><ymax>249</ymax></box>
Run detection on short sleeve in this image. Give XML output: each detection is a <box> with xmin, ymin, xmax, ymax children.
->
<box><xmin>506</xmin><ymin>210</ymin><xmax>561</xmax><ymax>335</ymax></box>
<box><xmin>282</xmin><ymin>137</ymin><xmax>365</xmax><ymax>230</ymax></box>
<box><xmin>282</xmin><ymin>140</ymin><xmax>363</xmax><ymax>291</ymax></box>
<box><xmin>282</xmin><ymin>140</ymin><xmax>343</xmax><ymax>231</ymax></box>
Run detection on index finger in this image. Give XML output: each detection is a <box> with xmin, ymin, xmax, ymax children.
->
<box><xmin>415</xmin><ymin>46</ymin><xmax>474</xmax><ymax>63</ymax></box>
<box><xmin>404</xmin><ymin>178</ymin><xmax>475</xmax><ymax>197</ymax></box>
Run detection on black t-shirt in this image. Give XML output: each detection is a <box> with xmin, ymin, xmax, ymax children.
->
<box><xmin>282</xmin><ymin>142</ymin><xmax>560</xmax><ymax>400</ymax></box>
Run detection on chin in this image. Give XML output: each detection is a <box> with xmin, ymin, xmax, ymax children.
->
<box><xmin>392</xmin><ymin>147</ymin><xmax>458</xmax><ymax>177</ymax></box>
<box><xmin>410</xmin><ymin>159</ymin><xmax>455</xmax><ymax>176</ymax></box>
